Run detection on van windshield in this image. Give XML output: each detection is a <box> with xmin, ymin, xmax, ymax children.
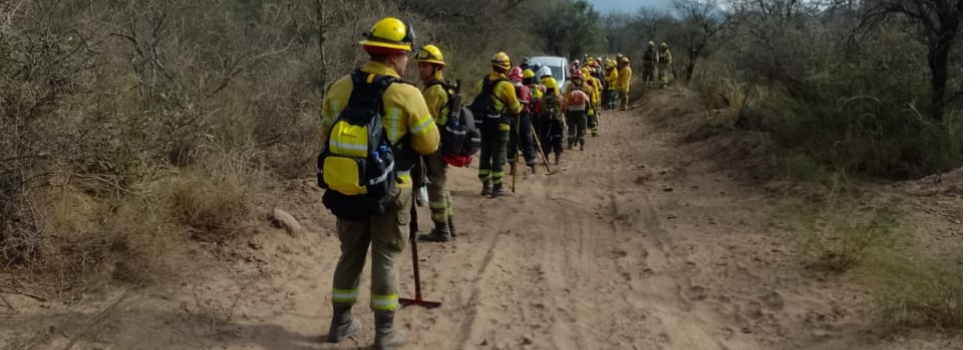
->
<box><xmin>547</xmin><ymin>66</ymin><xmax>565</xmax><ymax>80</ymax></box>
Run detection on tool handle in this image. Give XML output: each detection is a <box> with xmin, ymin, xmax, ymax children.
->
<box><xmin>409</xmin><ymin>199</ymin><xmax>422</xmax><ymax>300</ymax></box>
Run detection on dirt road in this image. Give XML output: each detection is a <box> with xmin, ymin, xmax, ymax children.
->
<box><xmin>1</xmin><ymin>91</ymin><xmax>959</xmax><ymax>350</ymax></box>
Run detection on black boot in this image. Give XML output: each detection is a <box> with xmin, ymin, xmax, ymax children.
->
<box><xmin>554</xmin><ymin>154</ymin><xmax>561</xmax><ymax>166</ymax></box>
<box><xmin>326</xmin><ymin>303</ymin><xmax>358</xmax><ymax>343</ymax></box>
<box><xmin>418</xmin><ymin>221</ymin><xmax>451</xmax><ymax>242</ymax></box>
<box><xmin>374</xmin><ymin>311</ymin><xmax>407</xmax><ymax>350</ymax></box>
<box><xmin>449</xmin><ymin>216</ymin><xmax>458</xmax><ymax>237</ymax></box>
<box><xmin>480</xmin><ymin>181</ymin><xmax>492</xmax><ymax>197</ymax></box>
<box><xmin>491</xmin><ymin>183</ymin><xmax>507</xmax><ymax>198</ymax></box>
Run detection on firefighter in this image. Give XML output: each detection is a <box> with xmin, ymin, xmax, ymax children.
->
<box><xmin>414</xmin><ymin>44</ymin><xmax>456</xmax><ymax>243</ymax></box>
<box><xmin>617</xmin><ymin>57</ymin><xmax>633</xmax><ymax>111</ymax></box>
<box><xmin>563</xmin><ymin>69</ymin><xmax>592</xmax><ymax>151</ymax></box>
<box><xmin>642</xmin><ymin>41</ymin><xmax>656</xmax><ymax>87</ymax></box>
<box><xmin>321</xmin><ymin>17</ymin><xmax>439</xmax><ymax>349</ymax></box>
<box><xmin>657</xmin><ymin>42</ymin><xmax>673</xmax><ymax>88</ymax></box>
<box><xmin>533</xmin><ymin>77</ymin><xmax>565</xmax><ymax>165</ymax></box>
<box><xmin>507</xmin><ymin>67</ymin><xmax>537</xmax><ymax>174</ymax></box>
<box><xmin>582</xmin><ymin>67</ymin><xmax>602</xmax><ymax>136</ymax></box>
<box><xmin>476</xmin><ymin>52</ymin><xmax>522</xmax><ymax>198</ymax></box>
<box><xmin>604</xmin><ymin>58</ymin><xmax>619</xmax><ymax>110</ymax></box>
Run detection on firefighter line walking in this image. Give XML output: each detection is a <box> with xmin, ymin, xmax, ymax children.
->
<box><xmin>316</xmin><ymin>17</ymin><xmax>649</xmax><ymax>350</ymax></box>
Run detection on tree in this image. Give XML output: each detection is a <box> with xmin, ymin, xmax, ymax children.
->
<box><xmin>673</xmin><ymin>0</ymin><xmax>727</xmax><ymax>81</ymax></box>
<box><xmin>863</xmin><ymin>0</ymin><xmax>962</xmax><ymax>121</ymax></box>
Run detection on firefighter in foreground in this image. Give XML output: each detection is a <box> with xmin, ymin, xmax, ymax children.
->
<box><xmin>415</xmin><ymin>44</ymin><xmax>457</xmax><ymax>243</ymax></box>
<box><xmin>473</xmin><ymin>52</ymin><xmax>521</xmax><ymax>197</ymax></box>
<box><xmin>319</xmin><ymin>17</ymin><xmax>439</xmax><ymax>349</ymax></box>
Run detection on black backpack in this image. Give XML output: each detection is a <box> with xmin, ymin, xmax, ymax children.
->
<box><xmin>467</xmin><ymin>76</ymin><xmax>506</xmax><ymax>130</ymax></box>
<box><xmin>541</xmin><ymin>93</ymin><xmax>562</xmax><ymax>121</ymax></box>
<box><xmin>317</xmin><ymin>70</ymin><xmax>405</xmax><ymax>221</ymax></box>
<box><xmin>429</xmin><ymin>80</ymin><xmax>481</xmax><ymax>162</ymax></box>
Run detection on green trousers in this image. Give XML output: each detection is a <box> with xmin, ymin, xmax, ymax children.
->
<box><xmin>331</xmin><ymin>187</ymin><xmax>411</xmax><ymax>311</ymax></box>
<box><xmin>618</xmin><ymin>92</ymin><xmax>630</xmax><ymax>111</ymax></box>
<box><xmin>424</xmin><ymin>149</ymin><xmax>452</xmax><ymax>223</ymax></box>
<box><xmin>567</xmin><ymin>111</ymin><xmax>587</xmax><ymax>147</ymax></box>
<box><xmin>478</xmin><ymin>125</ymin><xmax>510</xmax><ymax>185</ymax></box>
<box><xmin>658</xmin><ymin>64</ymin><xmax>671</xmax><ymax>86</ymax></box>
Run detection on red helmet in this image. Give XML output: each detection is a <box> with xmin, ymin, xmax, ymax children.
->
<box><xmin>570</xmin><ymin>69</ymin><xmax>583</xmax><ymax>80</ymax></box>
<box><xmin>508</xmin><ymin>67</ymin><xmax>523</xmax><ymax>82</ymax></box>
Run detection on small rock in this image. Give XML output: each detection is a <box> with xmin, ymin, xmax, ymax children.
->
<box><xmin>522</xmin><ymin>335</ymin><xmax>533</xmax><ymax>345</ymax></box>
<box><xmin>659</xmin><ymin>170</ymin><xmax>668</xmax><ymax>175</ymax></box>
<box><xmin>271</xmin><ymin>208</ymin><xmax>305</xmax><ymax>236</ymax></box>
<box><xmin>667</xmin><ymin>214</ymin><xmax>678</xmax><ymax>220</ymax></box>
<box><xmin>247</xmin><ymin>240</ymin><xmax>262</xmax><ymax>250</ymax></box>
<box><xmin>479</xmin><ymin>339</ymin><xmax>488</xmax><ymax>346</ymax></box>
<box><xmin>663</xmin><ymin>187</ymin><xmax>673</xmax><ymax>192</ymax></box>
<box><xmin>741</xmin><ymin>327</ymin><xmax>753</xmax><ymax>334</ymax></box>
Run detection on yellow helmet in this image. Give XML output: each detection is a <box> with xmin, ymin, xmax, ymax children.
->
<box><xmin>415</xmin><ymin>44</ymin><xmax>445</xmax><ymax>66</ymax></box>
<box><xmin>522</xmin><ymin>69</ymin><xmax>535</xmax><ymax>79</ymax></box>
<box><xmin>492</xmin><ymin>52</ymin><xmax>511</xmax><ymax>71</ymax></box>
<box><xmin>621</xmin><ymin>57</ymin><xmax>630</xmax><ymax>63</ymax></box>
<box><xmin>605</xmin><ymin>59</ymin><xmax>617</xmax><ymax>69</ymax></box>
<box><xmin>649</xmin><ymin>41</ymin><xmax>655</xmax><ymax>46</ymax></box>
<box><xmin>544</xmin><ymin>78</ymin><xmax>559</xmax><ymax>91</ymax></box>
<box><xmin>660</xmin><ymin>42</ymin><xmax>668</xmax><ymax>48</ymax></box>
<box><xmin>360</xmin><ymin>17</ymin><xmax>416</xmax><ymax>54</ymax></box>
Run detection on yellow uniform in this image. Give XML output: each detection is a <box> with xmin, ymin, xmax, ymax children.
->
<box><xmin>477</xmin><ymin>70</ymin><xmax>521</xmax><ymax>187</ymax></box>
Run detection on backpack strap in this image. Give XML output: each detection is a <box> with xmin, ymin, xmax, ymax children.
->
<box><xmin>478</xmin><ymin>76</ymin><xmax>506</xmax><ymax>108</ymax></box>
<box><xmin>346</xmin><ymin>70</ymin><xmax>400</xmax><ymax>124</ymax></box>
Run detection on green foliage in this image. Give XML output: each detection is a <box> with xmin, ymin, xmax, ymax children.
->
<box><xmin>532</xmin><ymin>1</ymin><xmax>607</xmax><ymax>58</ymax></box>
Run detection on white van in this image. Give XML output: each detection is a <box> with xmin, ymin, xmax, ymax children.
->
<box><xmin>528</xmin><ymin>56</ymin><xmax>568</xmax><ymax>93</ymax></box>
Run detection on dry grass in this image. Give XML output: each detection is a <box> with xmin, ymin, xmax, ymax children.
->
<box><xmin>773</xmin><ymin>173</ymin><xmax>905</xmax><ymax>272</ymax></box>
<box><xmin>865</xmin><ymin>253</ymin><xmax>962</xmax><ymax>329</ymax></box>
<box><xmin>169</xmin><ymin>171</ymin><xmax>252</xmax><ymax>242</ymax></box>
<box><xmin>5</xmin><ymin>150</ymin><xmax>264</xmax><ymax>293</ymax></box>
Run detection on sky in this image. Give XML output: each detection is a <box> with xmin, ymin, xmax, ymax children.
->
<box><xmin>585</xmin><ymin>0</ymin><xmax>674</xmax><ymax>14</ymax></box>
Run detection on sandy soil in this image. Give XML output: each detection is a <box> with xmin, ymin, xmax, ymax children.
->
<box><xmin>0</xmin><ymin>90</ymin><xmax>962</xmax><ymax>350</ymax></box>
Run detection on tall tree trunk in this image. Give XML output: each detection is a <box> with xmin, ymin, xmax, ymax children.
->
<box><xmin>927</xmin><ymin>37</ymin><xmax>951</xmax><ymax>121</ymax></box>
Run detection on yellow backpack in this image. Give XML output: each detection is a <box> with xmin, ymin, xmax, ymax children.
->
<box><xmin>317</xmin><ymin>71</ymin><xmax>403</xmax><ymax>220</ymax></box>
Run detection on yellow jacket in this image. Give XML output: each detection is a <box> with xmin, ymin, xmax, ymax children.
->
<box><xmin>605</xmin><ymin>67</ymin><xmax>618</xmax><ymax>91</ymax></box>
<box><xmin>422</xmin><ymin>70</ymin><xmax>450</xmax><ymax>126</ymax></box>
<box><xmin>321</xmin><ymin>61</ymin><xmax>440</xmax><ymax>188</ymax></box>
<box><xmin>477</xmin><ymin>70</ymin><xmax>521</xmax><ymax>131</ymax></box>
<box><xmin>618</xmin><ymin>66</ymin><xmax>633</xmax><ymax>92</ymax></box>
<box><xmin>588</xmin><ymin>76</ymin><xmax>602</xmax><ymax>106</ymax></box>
